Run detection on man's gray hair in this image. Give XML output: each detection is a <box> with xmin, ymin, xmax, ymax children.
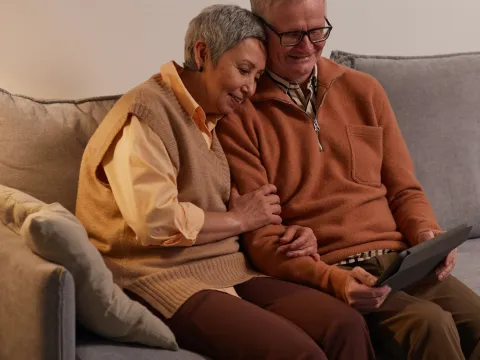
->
<box><xmin>250</xmin><ymin>0</ymin><xmax>326</xmax><ymax>21</ymax></box>
<box><xmin>184</xmin><ymin>5</ymin><xmax>265</xmax><ymax>70</ymax></box>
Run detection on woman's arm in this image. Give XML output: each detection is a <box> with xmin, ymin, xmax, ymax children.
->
<box><xmin>196</xmin><ymin>185</ymin><xmax>281</xmax><ymax>245</ymax></box>
<box><xmin>103</xmin><ymin>115</ymin><xmax>282</xmax><ymax>247</ymax></box>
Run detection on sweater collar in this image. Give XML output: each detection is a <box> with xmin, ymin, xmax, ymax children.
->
<box><xmin>252</xmin><ymin>57</ymin><xmax>347</xmax><ymax>104</ymax></box>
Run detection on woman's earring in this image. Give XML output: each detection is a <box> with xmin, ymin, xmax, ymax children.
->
<box><xmin>199</xmin><ymin>66</ymin><xmax>204</xmax><ymax>72</ymax></box>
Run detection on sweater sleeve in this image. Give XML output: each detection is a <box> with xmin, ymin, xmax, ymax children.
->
<box><xmin>376</xmin><ymin>82</ymin><xmax>442</xmax><ymax>245</ymax></box>
<box><xmin>217</xmin><ymin>107</ymin><xmax>350</xmax><ymax>301</ymax></box>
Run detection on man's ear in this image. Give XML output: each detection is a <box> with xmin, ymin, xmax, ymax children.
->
<box><xmin>193</xmin><ymin>40</ymin><xmax>209</xmax><ymax>71</ymax></box>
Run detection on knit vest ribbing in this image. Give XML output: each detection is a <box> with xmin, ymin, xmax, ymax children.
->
<box><xmin>76</xmin><ymin>74</ymin><xmax>259</xmax><ymax>318</ymax></box>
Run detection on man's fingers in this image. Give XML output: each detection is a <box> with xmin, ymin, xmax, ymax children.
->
<box><xmin>350</xmin><ymin>286</ymin><xmax>390</xmax><ymax>299</ymax></box>
<box><xmin>436</xmin><ymin>264</ymin><xmax>447</xmax><ymax>276</ymax></box>
<box><xmin>278</xmin><ymin>226</ymin><xmax>298</xmax><ymax>244</ymax></box>
<box><xmin>438</xmin><ymin>263</ymin><xmax>455</xmax><ymax>280</ymax></box>
<box><xmin>349</xmin><ymin>289</ymin><xmax>390</xmax><ymax>313</ymax></box>
<box><xmin>351</xmin><ymin>267</ymin><xmax>378</xmax><ymax>287</ymax></box>
<box><xmin>351</xmin><ymin>297</ymin><xmax>385</xmax><ymax>309</ymax></box>
<box><xmin>311</xmin><ymin>253</ymin><xmax>321</xmax><ymax>262</ymax></box>
<box><xmin>447</xmin><ymin>249</ymin><xmax>457</xmax><ymax>264</ymax></box>
<box><xmin>286</xmin><ymin>236</ymin><xmax>308</xmax><ymax>251</ymax></box>
<box><xmin>286</xmin><ymin>247</ymin><xmax>317</xmax><ymax>258</ymax></box>
<box><xmin>437</xmin><ymin>249</ymin><xmax>457</xmax><ymax>280</ymax></box>
<box><xmin>417</xmin><ymin>230</ymin><xmax>435</xmax><ymax>243</ymax></box>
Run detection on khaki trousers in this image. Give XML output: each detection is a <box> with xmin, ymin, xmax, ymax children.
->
<box><xmin>343</xmin><ymin>253</ymin><xmax>480</xmax><ymax>360</ymax></box>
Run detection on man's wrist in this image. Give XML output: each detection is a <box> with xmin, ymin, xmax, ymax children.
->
<box><xmin>315</xmin><ymin>264</ymin><xmax>351</xmax><ymax>303</ymax></box>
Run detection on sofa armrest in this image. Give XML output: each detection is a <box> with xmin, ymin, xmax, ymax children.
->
<box><xmin>0</xmin><ymin>224</ymin><xmax>75</xmax><ymax>360</ymax></box>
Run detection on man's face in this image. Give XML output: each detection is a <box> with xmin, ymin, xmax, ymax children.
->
<box><xmin>265</xmin><ymin>0</ymin><xmax>327</xmax><ymax>84</ymax></box>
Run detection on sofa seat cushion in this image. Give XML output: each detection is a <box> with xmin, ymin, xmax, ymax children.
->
<box><xmin>77</xmin><ymin>328</ymin><xmax>208</xmax><ymax>360</ymax></box>
<box><xmin>453</xmin><ymin>239</ymin><xmax>480</xmax><ymax>294</ymax></box>
<box><xmin>330</xmin><ymin>51</ymin><xmax>480</xmax><ymax>238</ymax></box>
<box><xmin>0</xmin><ymin>88</ymin><xmax>119</xmax><ymax>213</ymax></box>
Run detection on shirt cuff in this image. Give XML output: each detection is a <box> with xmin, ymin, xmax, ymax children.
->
<box><xmin>159</xmin><ymin>203</ymin><xmax>205</xmax><ymax>247</ymax></box>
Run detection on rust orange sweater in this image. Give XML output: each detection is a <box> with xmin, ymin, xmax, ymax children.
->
<box><xmin>216</xmin><ymin>57</ymin><xmax>441</xmax><ymax>301</ymax></box>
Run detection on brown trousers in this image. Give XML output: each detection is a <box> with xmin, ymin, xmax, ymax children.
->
<box><xmin>344</xmin><ymin>253</ymin><xmax>480</xmax><ymax>360</ymax></box>
<box><xmin>133</xmin><ymin>277</ymin><xmax>375</xmax><ymax>360</ymax></box>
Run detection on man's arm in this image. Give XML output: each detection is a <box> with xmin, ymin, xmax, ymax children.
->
<box><xmin>376</xmin><ymin>82</ymin><xmax>442</xmax><ymax>245</ymax></box>
<box><xmin>217</xmin><ymin>107</ymin><xmax>349</xmax><ymax>301</ymax></box>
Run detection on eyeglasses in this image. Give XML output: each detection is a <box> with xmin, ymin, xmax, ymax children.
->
<box><xmin>261</xmin><ymin>17</ymin><xmax>333</xmax><ymax>47</ymax></box>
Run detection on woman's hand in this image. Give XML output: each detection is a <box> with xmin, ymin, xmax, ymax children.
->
<box><xmin>276</xmin><ymin>225</ymin><xmax>321</xmax><ymax>261</ymax></box>
<box><xmin>228</xmin><ymin>184</ymin><xmax>282</xmax><ymax>233</ymax></box>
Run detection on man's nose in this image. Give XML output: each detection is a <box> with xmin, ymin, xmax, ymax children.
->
<box><xmin>295</xmin><ymin>34</ymin><xmax>314</xmax><ymax>52</ymax></box>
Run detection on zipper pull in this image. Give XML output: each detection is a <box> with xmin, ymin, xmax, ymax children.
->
<box><xmin>313</xmin><ymin>118</ymin><xmax>324</xmax><ymax>152</ymax></box>
<box><xmin>316</xmin><ymin>131</ymin><xmax>324</xmax><ymax>152</ymax></box>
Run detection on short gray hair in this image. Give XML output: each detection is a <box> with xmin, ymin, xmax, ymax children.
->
<box><xmin>250</xmin><ymin>0</ymin><xmax>325</xmax><ymax>22</ymax></box>
<box><xmin>184</xmin><ymin>5</ymin><xmax>266</xmax><ymax>71</ymax></box>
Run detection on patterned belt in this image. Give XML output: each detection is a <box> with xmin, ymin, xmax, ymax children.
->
<box><xmin>336</xmin><ymin>249</ymin><xmax>395</xmax><ymax>266</ymax></box>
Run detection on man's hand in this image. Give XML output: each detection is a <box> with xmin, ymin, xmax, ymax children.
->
<box><xmin>344</xmin><ymin>267</ymin><xmax>391</xmax><ymax>314</ymax></box>
<box><xmin>437</xmin><ymin>249</ymin><xmax>457</xmax><ymax>281</ymax></box>
<box><xmin>418</xmin><ymin>230</ymin><xmax>456</xmax><ymax>281</ymax></box>
<box><xmin>276</xmin><ymin>225</ymin><xmax>321</xmax><ymax>262</ymax></box>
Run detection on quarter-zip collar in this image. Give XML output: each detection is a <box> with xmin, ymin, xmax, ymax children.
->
<box><xmin>251</xmin><ymin>57</ymin><xmax>347</xmax><ymax>108</ymax></box>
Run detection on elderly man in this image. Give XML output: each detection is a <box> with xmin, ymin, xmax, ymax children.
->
<box><xmin>217</xmin><ymin>0</ymin><xmax>480</xmax><ymax>359</ymax></box>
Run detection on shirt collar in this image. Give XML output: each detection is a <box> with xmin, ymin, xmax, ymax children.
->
<box><xmin>159</xmin><ymin>61</ymin><xmax>221</xmax><ymax>129</ymax></box>
<box><xmin>267</xmin><ymin>64</ymin><xmax>318</xmax><ymax>95</ymax></box>
<box><xmin>160</xmin><ymin>61</ymin><xmax>199</xmax><ymax>119</ymax></box>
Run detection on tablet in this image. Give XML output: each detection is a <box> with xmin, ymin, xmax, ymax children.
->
<box><xmin>375</xmin><ymin>224</ymin><xmax>472</xmax><ymax>291</ymax></box>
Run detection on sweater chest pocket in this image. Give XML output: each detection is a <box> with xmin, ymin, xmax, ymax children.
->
<box><xmin>346</xmin><ymin>125</ymin><xmax>383</xmax><ymax>187</ymax></box>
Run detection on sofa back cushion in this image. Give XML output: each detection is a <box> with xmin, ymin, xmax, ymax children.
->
<box><xmin>330</xmin><ymin>51</ymin><xmax>480</xmax><ymax>238</ymax></box>
<box><xmin>0</xmin><ymin>88</ymin><xmax>119</xmax><ymax>213</ymax></box>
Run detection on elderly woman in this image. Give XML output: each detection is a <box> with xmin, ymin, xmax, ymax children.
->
<box><xmin>75</xmin><ymin>5</ymin><xmax>353</xmax><ymax>360</ymax></box>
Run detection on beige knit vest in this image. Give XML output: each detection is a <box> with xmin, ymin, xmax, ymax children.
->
<box><xmin>76</xmin><ymin>74</ymin><xmax>259</xmax><ymax>318</ymax></box>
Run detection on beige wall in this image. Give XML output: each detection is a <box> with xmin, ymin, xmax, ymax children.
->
<box><xmin>1</xmin><ymin>0</ymin><xmax>478</xmax><ymax>99</ymax></box>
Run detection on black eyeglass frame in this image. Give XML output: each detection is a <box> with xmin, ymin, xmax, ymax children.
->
<box><xmin>261</xmin><ymin>17</ymin><xmax>333</xmax><ymax>47</ymax></box>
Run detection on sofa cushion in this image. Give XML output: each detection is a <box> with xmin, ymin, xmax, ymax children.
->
<box><xmin>0</xmin><ymin>88</ymin><xmax>119</xmax><ymax>213</ymax></box>
<box><xmin>330</xmin><ymin>51</ymin><xmax>480</xmax><ymax>238</ymax></box>
<box><xmin>20</xmin><ymin>201</ymin><xmax>178</xmax><ymax>350</ymax></box>
<box><xmin>77</xmin><ymin>327</ymin><xmax>208</xmax><ymax>360</ymax></box>
<box><xmin>453</xmin><ymin>239</ymin><xmax>480</xmax><ymax>294</ymax></box>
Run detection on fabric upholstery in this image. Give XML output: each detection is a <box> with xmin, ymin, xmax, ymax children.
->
<box><xmin>76</xmin><ymin>327</ymin><xmax>208</xmax><ymax>360</ymax></box>
<box><xmin>0</xmin><ymin>88</ymin><xmax>119</xmax><ymax>213</ymax></box>
<box><xmin>453</xmin><ymin>239</ymin><xmax>480</xmax><ymax>294</ymax></box>
<box><xmin>330</xmin><ymin>51</ymin><xmax>480</xmax><ymax>238</ymax></box>
<box><xmin>20</xmin><ymin>202</ymin><xmax>178</xmax><ymax>350</ymax></box>
<box><xmin>0</xmin><ymin>184</ymin><xmax>44</xmax><ymax>234</ymax></box>
<box><xmin>0</xmin><ymin>223</ymin><xmax>75</xmax><ymax>360</ymax></box>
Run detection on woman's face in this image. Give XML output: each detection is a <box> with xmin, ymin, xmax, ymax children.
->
<box><xmin>203</xmin><ymin>38</ymin><xmax>266</xmax><ymax>116</ymax></box>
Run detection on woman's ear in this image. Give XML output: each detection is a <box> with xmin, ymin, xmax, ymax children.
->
<box><xmin>193</xmin><ymin>40</ymin><xmax>209</xmax><ymax>72</ymax></box>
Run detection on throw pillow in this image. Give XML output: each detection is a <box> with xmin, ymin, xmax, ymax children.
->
<box><xmin>0</xmin><ymin>184</ymin><xmax>44</xmax><ymax>234</ymax></box>
<box><xmin>20</xmin><ymin>202</ymin><xmax>178</xmax><ymax>350</ymax></box>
